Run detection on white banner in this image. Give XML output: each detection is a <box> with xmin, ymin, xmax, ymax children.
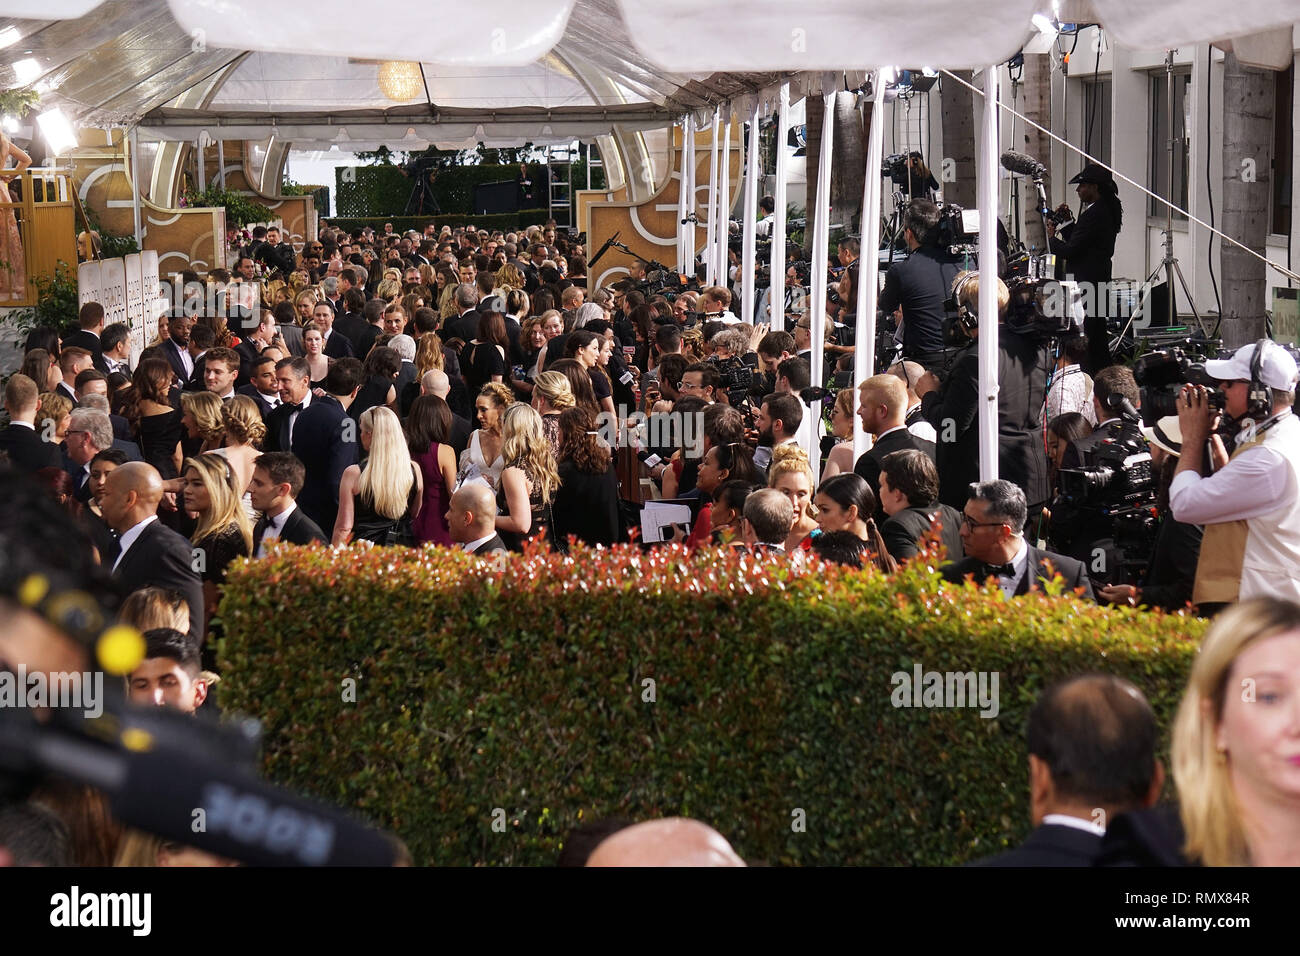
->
<box><xmin>140</xmin><ymin>249</ymin><xmax>163</xmax><ymax>346</ymax></box>
<box><xmin>124</xmin><ymin>252</ymin><xmax>144</xmax><ymax>328</ymax></box>
<box><xmin>97</xmin><ymin>258</ymin><xmax>130</xmax><ymax>358</ymax></box>
<box><xmin>77</xmin><ymin>261</ymin><xmax>102</xmax><ymax>308</ymax></box>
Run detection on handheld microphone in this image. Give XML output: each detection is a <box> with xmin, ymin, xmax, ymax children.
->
<box><xmin>1000</xmin><ymin>150</ymin><xmax>1047</xmax><ymax>177</ymax></box>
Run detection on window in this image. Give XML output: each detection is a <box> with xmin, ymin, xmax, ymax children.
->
<box><xmin>1080</xmin><ymin>77</ymin><xmax>1112</xmax><ymax>169</ymax></box>
<box><xmin>1271</xmin><ymin>64</ymin><xmax>1293</xmax><ymax>236</ymax></box>
<box><xmin>1149</xmin><ymin>71</ymin><xmax>1191</xmax><ymax>221</ymax></box>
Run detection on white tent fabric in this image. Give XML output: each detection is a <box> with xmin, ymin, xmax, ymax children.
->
<box><xmin>166</xmin><ymin>0</ymin><xmax>577</xmax><ymax>67</ymax></box>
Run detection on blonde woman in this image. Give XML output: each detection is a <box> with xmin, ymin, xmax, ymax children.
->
<box><xmin>438</xmin><ymin>281</ymin><xmax>459</xmax><ymax>321</ymax></box>
<box><xmin>181</xmin><ymin>452</ymin><xmax>253</xmax><ymax>631</ymax></box>
<box><xmin>375</xmin><ymin>277</ymin><xmax>402</xmax><ymax>304</ymax></box>
<box><xmin>118</xmin><ymin>587</ymin><xmax>191</xmax><ymax>633</ymax></box>
<box><xmin>294</xmin><ymin>289</ymin><xmax>318</xmax><ymax>325</ymax></box>
<box><xmin>495</xmin><ymin>403</ymin><xmax>559</xmax><ymax>551</ymax></box>
<box><xmin>820</xmin><ymin>388</ymin><xmax>860</xmax><ymax>479</ymax></box>
<box><xmin>769</xmin><ymin>444</ymin><xmax>819</xmax><ymax>553</ymax></box>
<box><xmin>530</xmin><ymin>369</ymin><xmax>575</xmax><ymax>455</ymax></box>
<box><xmin>36</xmin><ymin>390</ymin><xmax>73</xmax><ymax>443</ymax></box>
<box><xmin>180</xmin><ymin>390</ymin><xmax>225</xmax><ymax>453</ymax></box>
<box><xmin>495</xmin><ymin>263</ymin><xmax>525</xmax><ymax>291</ymax></box>
<box><xmin>215</xmin><ymin>394</ymin><xmax>265</xmax><ymax>521</ymax></box>
<box><xmin>1168</xmin><ymin>597</ymin><xmax>1300</xmax><ymax>866</ymax></box>
<box><xmin>334</xmin><ymin>406</ymin><xmax>421</xmax><ymax>545</ymax></box>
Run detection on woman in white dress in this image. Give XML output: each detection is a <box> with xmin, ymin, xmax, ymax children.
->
<box><xmin>458</xmin><ymin>381</ymin><xmax>510</xmax><ymax>490</ymax></box>
<box><xmin>214</xmin><ymin>395</ymin><xmax>264</xmax><ymax>521</ymax></box>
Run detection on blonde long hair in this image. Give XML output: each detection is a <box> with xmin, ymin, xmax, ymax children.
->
<box><xmin>357</xmin><ymin>406</ymin><xmax>414</xmax><ymax>519</ymax></box>
<box><xmin>768</xmin><ymin>444</ymin><xmax>818</xmax><ymax>519</ymax></box>
<box><xmin>1172</xmin><ymin>597</ymin><xmax>1300</xmax><ymax>866</ymax></box>
<box><xmin>184</xmin><ymin>452</ymin><xmax>253</xmax><ymax>553</ymax></box>
<box><xmin>222</xmin><ymin>394</ymin><xmax>266</xmax><ymax>448</ymax></box>
<box><xmin>415</xmin><ymin>333</ymin><xmax>445</xmax><ymax>375</ymax></box>
<box><xmin>500</xmin><ymin>403</ymin><xmax>559</xmax><ymax>504</ymax></box>
<box><xmin>532</xmin><ymin>371</ymin><xmax>574</xmax><ymax>411</ymax></box>
<box><xmin>181</xmin><ymin>391</ymin><xmax>226</xmax><ymax>445</ymax></box>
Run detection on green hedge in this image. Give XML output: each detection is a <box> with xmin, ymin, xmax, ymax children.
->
<box><xmin>335</xmin><ymin>165</ymin><xmax>410</xmax><ymax>218</ymax></box>
<box><xmin>218</xmin><ymin>543</ymin><xmax>1204</xmax><ymax>866</ymax></box>
<box><xmin>325</xmin><ymin>210</ymin><xmax>553</xmax><ymax>235</ymax></box>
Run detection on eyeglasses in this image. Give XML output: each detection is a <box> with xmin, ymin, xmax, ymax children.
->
<box><xmin>960</xmin><ymin>512</ymin><xmax>1007</xmax><ymax>531</ymax></box>
<box><xmin>677</xmin><ymin>381</ymin><xmax>704</xmax><ymax>391</ymax></box>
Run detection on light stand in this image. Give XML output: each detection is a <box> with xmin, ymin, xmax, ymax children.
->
<box><xmin>1121</xmin><ymin>50</ymin><xmax>1208</xmax><ymax>353</ymax></box>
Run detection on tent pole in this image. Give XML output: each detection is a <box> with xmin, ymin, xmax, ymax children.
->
<box><xmin>769</xmin><ymin>83</ymin><xmax>790</xmax><ymax>332</ymax></box>
<box><xmin>217</xmin><ymin>137</ymin><xmax>226</xmax><ymax>189</ymax></box>
<box><xmin>712</xmin><ymin>107</ymin><xmax>722</xmax><ymax>287</ymax></box>
<box><xmin>717</xmin><ymin>108</ymin><xmax>732</xmax><ymax>287</ymax></box>
<box><xmin>196</xmin><ymin>135</ymin><xmax>206</xmax><ymax>191</ymax></box>
<box><xmin>740</xmin><ymin>101</ymin><xmax>760</xmax><ymax>325</ymax></box>
<box><xmin>978</xmin><ymin>65</ymin><xmax>1001</xmax><ymax>483</ymax></box>
<box><xmin>130</xmin><ymin>128</ymin><xmax>143</xmax><ymax>247</ymax></box>
<box><xmin>683</xmin><ymin>116</ymin><xmax>696</xmax><ymax>271</ymax></box>
<box><xmin>853</xmin><ymin>71</ymin><xmax>887</xmax><ymax>464</ymax></box>
<box><xmin>807</xmin><ymin>88</ymin><xmax>836</xmax><ymax>486</ymax></box>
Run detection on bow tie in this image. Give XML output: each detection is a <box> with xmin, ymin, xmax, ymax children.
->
<box><xmin>981</xmin><ymin>562</ymin><xmax>1016</xmax><ymax>579</ymax></box>
<box><xmin>283</xmin><ymin>402</ymin><xmax>302</xmax><ymax>414</ymax></box>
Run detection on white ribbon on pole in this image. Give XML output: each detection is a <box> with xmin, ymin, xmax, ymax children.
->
<box><xmin>716</xmin><ymin>108</ymin><xmax>732</xmax><ymax>286</ymax></box>
<box><xmin>769</xmin><ymin>84</ymin><xmax>789</xmax><ymax>332</ymax></box>
<box><xmin>741</xmin><ymin>102</ymin><xmax>760</xmax><ymax>326</ymax></box>
<box><xmin>978</xmin><ymin>65</ymin><xmax>1000</xmax><ymax>483</ymax></box>
<box><xmin>705</xmin><ymin>107</ymin><xmax>720</xmax><ymax>286</ymax></box>
<box><xmin>682</xmin><ymin>115</ymin><xmax>696</xmax><ymax>271</ymax></box>
<box><xmin>853</xmin><ymin>71</ymin><xmax>887</xmax><ymax>464</ymax></box>
<box><xmin>807</xmin><ymin>89</ymin><xmax>836</xmax><ymax>487</ymax></box>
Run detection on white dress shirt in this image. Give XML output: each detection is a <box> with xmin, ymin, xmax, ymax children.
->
<box><xmin>462</xmin><ymin>532</ymin><xmax>496</xmax><ymax>553</ymax></box>
<box><xmin>257</xmin><ymin>501</ymin><xmax>297</xmax><ymax>558</ymax></box>
<box><xmin>10</xmin><ymin>419</ymin><xmax>33</xmax><ymax>430</ymax></box>
<box><xmin>288</xmin><ymin>392</ymin><xmax>313</xmax><ymax>447</ymax></box>
<box><xmin>994</xmin><ymin>538</ymin><xmax>1030</xmax><ymax>599</ymax></box>
<box><xmin>1169</xmin><ymin>412</ymin><xmax>1294</xmax><ymax>524</ymax></box>
<box><xmin>1041</xmin><ymin>813</ymin><xmax>1106</xmax><ymax>836</ymax></box>
<box><xmin>170</xmin><ymin>338</ymin><xmax>194</xmax><ymax>378</ymax></box>
<box><xmin>112</xmin><ymin>515</ymin><xmax>157</xmax><ymax>572</ymax></box>
<box><xmin>1045</xmin><ymin>364</ymin><xmax>1097</xmax><ymax>425</ymax></box>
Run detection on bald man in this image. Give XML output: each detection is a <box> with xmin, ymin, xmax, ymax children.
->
<box><xmin>101</xmin><ymin>463</ymin><xmax>204</xmax><ymax>641</ymax></box>
<box><xmin>423</xmin><ymin>369</ymin><xmax>471</xmax><ymax>457</ymax></box>
<box><xmin>586</xmin><ymin>818</ymin><xmax>746</xmax><ymax>867</ymax></box>
<box><xmin>446</xmin><ymin>482</ymin><xmax>507</xmax><ymax>555</ymax></box>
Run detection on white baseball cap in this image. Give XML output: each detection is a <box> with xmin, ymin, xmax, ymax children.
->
<box><xmin>1203</xmin><ymin>341</ymin><xmax>1299</xmax><ymax>391</ymax></box>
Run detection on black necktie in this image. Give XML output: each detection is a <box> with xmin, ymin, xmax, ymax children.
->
<box><xmin>982</xmin><ymin>562</ymin><xmax>1016</xmax><ymax>579</ymax></box>
<box><xmin>283</xmin><ymin>402</ymin><xmax>302</xmax><ymax>414</ymax></box>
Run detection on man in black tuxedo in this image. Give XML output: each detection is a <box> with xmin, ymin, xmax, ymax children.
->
<box><xmin>61</xmin><ymin>301</ymin><xmax>111</xmax><ymax>374</ymax></box>
<box><xmin>854</xmin><ymin>374</ymin><xmax>936</xmax><ymax>523</ymax></box>
<box><xmin>0</xmin><ymin>373</ymin><xmax>63</xmax><ymax>472</ymax></box>
<box><xmin>742</xmin><ymin>489</ymin><xmax>793</xmax><ymax>558</ymax></box>
<box><xmin>162</xmin><ymin>315</ymin><xmax>196</xmax><ymax>385</ymax></box>
<box><xmin>248</xmin><ymin>452</ymin><xmax>328</xmax><ymax>556</ymax></box>
<box><xmin>333</xmin><ymin>288</ymin><xmax>369</xmax><ymax>354</ymax></box>
<box><xmin>180</xmin><ymin>324</ymin><xmax>215</xmax><ymax>392</ymax></box>
<box><xmin>63</xmin><ymin>409</ymin><xmax>140</xmax><ymax>502</ymax></box>
<box><xmin>878</xmin><ymin>448</ymin><xmax>963</xmax><ymax>563</ymax></box>
<box><xmin>236</xmin><ymin>355</ymin><xmax>282</xmax><ymax>419</ymax></box>
<box><xmin>56</xmin><ymin>347</ymin><xmax>94</xmax><ymax>407</ymax></box>
<box><xmin>291</xmin><ymin>358</ymin><xmax>362</xmax><ymax>537</ymax></box>
<box><xmin>941</xmin><ymin>479</ymin><xmax>1094</xmax><ymax>601</ymax></box>
<box><xmin>100</xmin><ymin>461</ymin><xmax>205</xmax><ymax>643</ymax></box>
<box><xmin>264</xmin><ymin>357</ymin><xmax>314</xmax><ymax>453</ymax></box>
<box><xmin>448</xmin><ymin>482</ymin><xmax>507</xmax><ymax>556</ymax></box>
<box><xmin>415</xmin><ymin>369</ymin><xmax>471</xmax><ymax>457</ymax></box>
<box><xmin>255</xmin><ymin>225</ymin><xmax>296</xmax><ymax>277</ymax></box>
<box><xmin>234</xmin><ymin>311</ymin><xmax>278</xmax><ymax>387</ymax></box>
<box><xmin>915</xmin><ymin>272</ymin><xmax>1049</xmax><ymax>513</ymax></box>
<box><xmin>444</xmin><ymin>283</ymin><xmax>482</xmax><ymax>344</ymax></box>
<box><xmin>974</xmin><ymin>674</ymin><xmax>1163</xmax><ymax>866</ymax></box>
<box><xmin>311</xmin><ymin>301</ymin><xmax>355</xmax><ymax>359</ymax></box>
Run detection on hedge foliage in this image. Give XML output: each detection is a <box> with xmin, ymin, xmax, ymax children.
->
<box><xmin>326</xmin><ymin>211</ymin><xmax>553</xmax><ymax>235</ymax></box>
<box><xmin>218</xmin><ymin>541</ymin><xmax>1204</xmax><ymax>866</ymax></box>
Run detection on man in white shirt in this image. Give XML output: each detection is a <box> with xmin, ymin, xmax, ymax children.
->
<box><xmin>447</xmin><ymin>482</ymin><xmax>506</xmax><ymax>556</ymax></box>
<box><xmin>753</xmin><ymin>392</ymin><xmax>803</xmax><ymax>472</ymax></box>
<box><xmin>698</xmin><ymin>286</ymin><xmax>740</xmax><ymax>326</ymax></box>
<box><xmin>247</xmin><ymin>452</ymin><xmax>327</xmax><ymax>557</ymax></box>
<box><xmin>974</xmin><ymin>674</ymin><xmax>1163</xmax><ymax>866</ymax></box>
<box><xmin>886</xmin><ymin>361</ymin><xmax>940</xmax><ymax>444</ymax></box>
<box><xmin>101</xmin><ymin>323</ymin><xmax>132</xmax><ymax>375</ymax></box>
<box><xmin>266</xmin><ymin>357</ymin><xmax>313</xmax><ymax>451</ymax></box>
<box><xmin>754</xmin><ymin>196</ymin><xmax>776</xmax><ymax>239</ymax></box>
<box><xmin>1044</xmin><ymin>336</ymin><xmax>1096</xmax><ymax>425</ymax></box>
<box><xmin>1171</xmin><ymin>340</ymin><xmax>1300</xmax><ymax>606</ymax></box>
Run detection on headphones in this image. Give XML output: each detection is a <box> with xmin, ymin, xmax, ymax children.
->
<box><xmin>1245</xmin><ymin>339</ymin><xmax>1272</xmax><ymax>419</ymax></box>
<box><xmin>947</xmin><ymin>272</ymin><xmax>980</xmax><ymax>341</ymax></box>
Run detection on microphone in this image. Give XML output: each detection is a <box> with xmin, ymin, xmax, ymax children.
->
<box><xmin>1000</xmin><ymin>150</ymin><xmax>1047</xmax><ymax>177</ymax></box>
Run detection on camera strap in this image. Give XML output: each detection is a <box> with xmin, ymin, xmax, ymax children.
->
<box><xmin>1235</xmin><ymin>408</ymin><xmax>1291</xmax><ymax>446</ymax></box>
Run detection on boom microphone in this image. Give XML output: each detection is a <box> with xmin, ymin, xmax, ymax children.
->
<box><xmin>1000</xmin><ymin>150</ymin><xmax>1047</xmax><ymax>177</ymax></box>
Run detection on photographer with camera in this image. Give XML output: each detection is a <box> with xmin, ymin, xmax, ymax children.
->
<box><xmin>878</xmin><ymin>199</ymin><xmax>963</xmax><ymax>364</ymax></box>
<box><xmin>1096</xmin><ymin>416</ymin><xmax>1203</xmax><ymax>611</ymax></box>
<box><xmin>755</xmin><ymin>196</ymin><xmax>777</xmax><ymax>239</ymax></box>
<box><xmin>914</xmin><ymin>271</ymin><xmax>1049</xmax><ymax>514</ymax></box>
<box><xmin>1170</xmin><ymin>340</ymin><xmax>1300</xmax><ymax>608</ymax></box>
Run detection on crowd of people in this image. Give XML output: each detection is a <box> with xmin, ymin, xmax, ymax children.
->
<box><xmin>2</xmin><ymin>202</ymin><xmax>1298</xmax><ymax>868</ymax></box>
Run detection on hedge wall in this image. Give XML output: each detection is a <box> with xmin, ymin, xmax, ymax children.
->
<box><xmin>218</xmin><ymin>542</ymin><xmax>1204</xmax><ymax>866</ymax></box>
<box><xmin>325</xmin><ymin>211</ymin><xmax>553</xmax><ymax>235</ymax></box>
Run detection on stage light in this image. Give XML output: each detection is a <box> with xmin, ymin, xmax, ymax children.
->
<box><xmin>37</xmin><ymin>107</ymin><xmax>77</xmax><ymax>155</ymax></box>
<box><xmin>11</xmin><ymin>57</ymin><xmax>40</xmax><ymax>85</ymax></box>
<box><xmin>0</xmin><ymin>27</ymin><xmax>21</xmax><ymax>50</ymax></box>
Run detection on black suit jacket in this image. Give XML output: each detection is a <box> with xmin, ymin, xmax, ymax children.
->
<box><xmin>1049</xmin><ymin>200</ymin><xmax>1120</xmax><ymax>286</ymax></box>
<box><xmin>445</xmin><ymin>310</ymin><xmax>480</xmax><ymax>345</ymax></box>
<box><xmin>161</xmin><ymin>337</ymin><xmax>193</xmax><ymax>385</ymax></box>
<box><xmin>233</xmin><ymin>339</ymin><xmax>261</xmax><ymax>388</ymax></box>
<box><xmin>263</xmin><ymin>399</ymin><xmax>302</xmax><ymax>453</ymax></box>
<box><xmin>881</xmin><ymin>503</ymin><xmax>964</xmax><ymax>563</ymax></box>
<box><xmin>323</xmin><ymin>331</ymin><xmax>355</xmax><ymax>359</ymax></box>
<box><xmin>252</xmin><ymin>505</ymin><xmax>328</xmax><ymax>555</ymax></box>
<box><xmin>356</xmin><ymin>323</ymin><xmax>383</xmax><ymax>360</ymax></box>
<box><xmin>236</xmin><ymin>383</ymin><xmax>278</xmax><ymax>419</ymax></box>
<box><xmin>63</xmin><ymin>329</ymin><xmax>110</xmax><ymax>374</ymax></box>
<box><xmin>0</xmin><ymin>423</ymin><xmax>62</xmax><ymax>472</ymax></box>
<box><xmin>290</xmin><ymin>395</ymin><xmax>359</xmax><ymax>536</ymax></box>
<box><xmin>448</xmin><ymin>414</ymin><xmax>472</xmax><ymax>458</ymax></box>
<box><xmin>940</xmin><ymin>544</ymin><xmax>1095</xmax><ymax>602</ymax></box>
<box><xmin>920</xmin><ymin>328</ymin><xmax>1049</xmax><ymax>510</ymax></box>
<box><xmin>55</xmin><ymin>381</ymin><xmax>80</xmax><ymax>408</ymax></box>
<box><xmin>972</xmin><ymin>823</ymin><xmax>1103</xmax><ymax>867</ymax></box>
<box><xmin>334</xmin><ymin>312</ymin><xmax>369</xmax><ymax>355</ymax></box>
<box><xmin>111</xmin><ymin>519</ymin><xmax>205</xmax><ymax>642</ymax></box>
<box><xmin>182</xmin><ymin>352</ymin><xmax>207</xmax><ymax>392</ymax></box>
<box><xmin>471</xmin><ymin>533</ymin><xmax>508</xmax><ymax>555</ymax></box>
<box><xmin>853</xmin><ymin>427</ymin><xmax>937</xmax><ymax>523</ymax></box>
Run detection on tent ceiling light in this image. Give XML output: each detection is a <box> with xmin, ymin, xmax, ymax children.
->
<box><xmin>0</xmin><ymin>28</ymin><xmax>21</xmax><ymax>50</ymax></box>
<box><xmin>11</xmin><ymin>58</ymin><xmax>40</xmax><ymax>85</ymax></box>
<box><xmin>377</xmin><ymin>62</ymin><xmax>422</xmax><ymax>103</ymax></box>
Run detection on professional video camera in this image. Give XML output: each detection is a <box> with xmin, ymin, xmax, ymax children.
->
<box><xmin>1131</xmin><ymin>345</ymin><xmax>1224</xmax><ymax>428</ymax></box>
<box><xmin>1004</xmin><ymin>276</ymin><xmax>1086</xmax><ymax>340</ymax></box>
<box><xmin>882</xmin><ymin>154</ymin><xmax>912</xmax><ymax>187</ymax></box>
<box><xmin>933</xmin><ymin>203</ymin><xmax>980</xmax><ymax>257</ymax></box>
<box><xmin>710</xmin><ymin>354</ymin><xmax>755</xmax><ymax>407</ymax></box>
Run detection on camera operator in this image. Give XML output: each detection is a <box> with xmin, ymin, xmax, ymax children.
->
<box><xmin>904</xmin><ymin>152</ymin><xmax>940</xmax><ymax>201</ymax></box>
<box><xmin>914</xmin><ymin>271</ymin><xmax>1049</xmax><ymax>514</ymax></box>
<box><xmin>1170</xmin><ymin>340</ymin><xmax>1300</xmax><ymax>607</ymax></box>
<box><xmin>1097</xmin><ymin>417</ymin><xmax>1202</xmax><ymax>611</ymax></box>
<box><xmin>878</xmin><ymin>199</ymin><xmax>962</xmax><ymax>364</ymax></box>
<box><xmin>755</xmin><ymin>196</ymin><xmax>777</xmax><ymax>239</ymax></box>
<box><xmin>1047</xmin><ymin>164</ymin><xmax>1123</xmax><ymax>374</ymax></box>
<box><xmin>1058</xmin><ymin>366</ymin><xmax>1143</xmax><ymax>472</ymax></box>
<box><xmin>698</xmin><ymin>286</ymin><xmax>741</xmax><ymax>326</ymax></box>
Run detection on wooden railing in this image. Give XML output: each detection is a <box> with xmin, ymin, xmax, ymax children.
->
<box><xmin>0</xmin><ymin>168</ymin><xmax>78</xmax><ymax>308</ymax></box>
